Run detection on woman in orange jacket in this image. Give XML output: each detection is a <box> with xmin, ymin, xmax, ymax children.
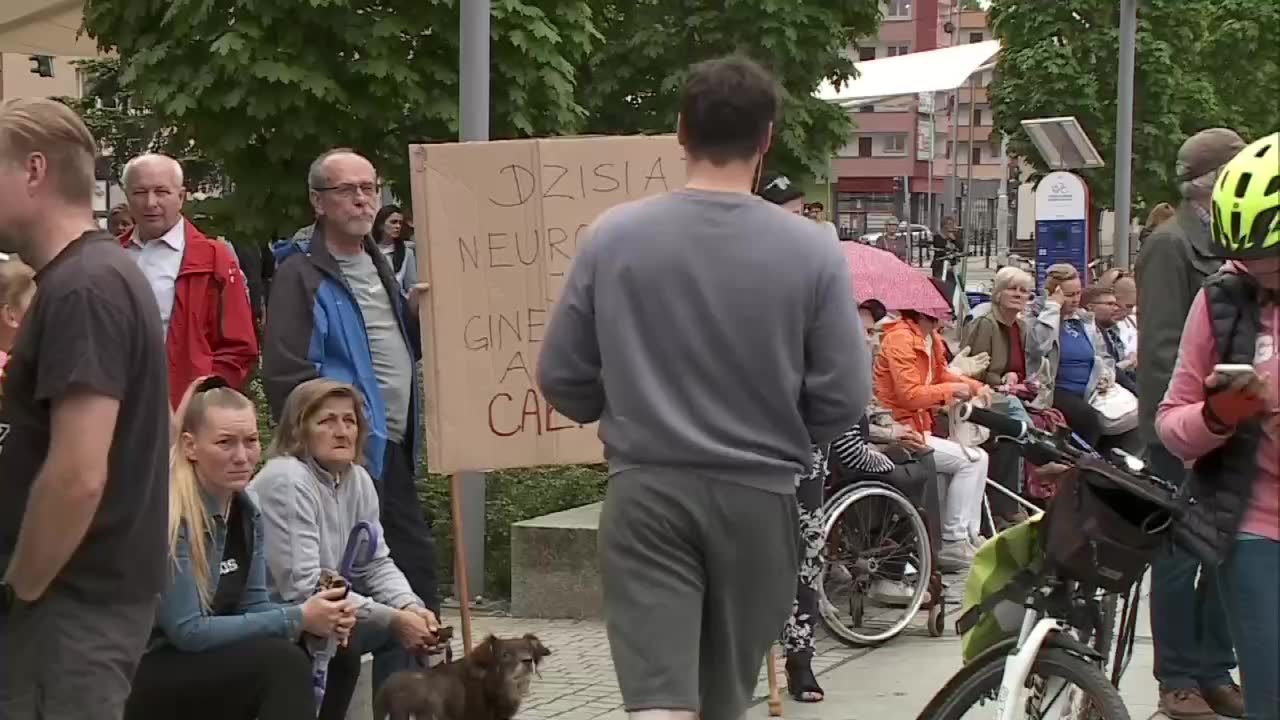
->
<box><xmin>873</xmin><ymin>309</ymin><xmax>991</xmax><ymax>571</ymax></box>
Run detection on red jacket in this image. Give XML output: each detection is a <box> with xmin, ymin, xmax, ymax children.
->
<box><xmin>121</xmin><ymin>219</ymin><xmax>259</xmax><ymax>408</ymax></box>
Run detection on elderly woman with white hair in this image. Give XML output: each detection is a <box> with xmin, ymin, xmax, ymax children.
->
<box><xmin>963</xmin><ymin>266</ymin><xmax>1035</xmax><ymax>390</ymax></box>
<box><xmin>962</xmin><ymin>265</ymin><xmax>1036</xmax><ymax>525</ymax></box>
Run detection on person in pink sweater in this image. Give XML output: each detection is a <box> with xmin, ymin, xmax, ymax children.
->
<box><xmin>1156</xmin><ymin>132</ymin><xmax>1280</xmax><ymax>720</ymax></box>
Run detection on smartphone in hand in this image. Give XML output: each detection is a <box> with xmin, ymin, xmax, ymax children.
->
<box><xmin>1213</xmin><ymin>364</ymin><xmax>1259</xmax><ymax>384</ymax></box>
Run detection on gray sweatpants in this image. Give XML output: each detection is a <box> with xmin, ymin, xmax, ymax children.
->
<box><xmin>599</xmin><ymin>468</ymin><xmax>799</xmax><ymax>720</ymax></box>
<box><xmin>0</xmin><ymin>587</ymin><xmax>156</xmax><ymax>720</ymax></box>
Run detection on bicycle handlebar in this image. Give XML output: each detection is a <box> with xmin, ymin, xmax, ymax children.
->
<box><xmin>961</xmin><ymin>405</ymin><xmax>1028</xmax><ymax>440</ymax></box>
<box><xmin>954</xmin><ymin>401</ymin><xmax>1184</xmax><ymax>516</ymax></box>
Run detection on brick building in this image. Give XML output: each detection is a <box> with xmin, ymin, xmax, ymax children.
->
<box><xmin>832</xmin><ymin>1</ymin><xmax>1007</xmax><ymax>240</ymax></box>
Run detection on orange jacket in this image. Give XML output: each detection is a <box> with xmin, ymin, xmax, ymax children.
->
<box><xmin>872</xmin><ymin>317</ymin><xmax>984</xmax><ymax>434</ymax></box>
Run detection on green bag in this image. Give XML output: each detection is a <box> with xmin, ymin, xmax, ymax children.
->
<box><xmin>958</xmin><ymin>513</ymin><xmax>1046</xmax><ymax>664</ymax></box>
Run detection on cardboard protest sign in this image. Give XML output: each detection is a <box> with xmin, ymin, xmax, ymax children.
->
<box><xmin>409</xmin><ymin>135</ymin><xmax>685</xmax><ymax>474</ymax></box>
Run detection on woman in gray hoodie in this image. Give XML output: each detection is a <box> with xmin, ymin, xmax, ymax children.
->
<box><xmin>249</xmin><ymin>378</ymin><xmax>441</xmax><ymax>718</ymax></box>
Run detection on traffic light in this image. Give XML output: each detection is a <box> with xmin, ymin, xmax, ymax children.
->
<box><xmin>29</xmin><ymin>55</ymin><xmax>54</xmax><ymax>78</ymax></box>
<box><xmin>892</xmin><ymin>177</ymin><xmax>903</xmax><ymax>194</ymax></box>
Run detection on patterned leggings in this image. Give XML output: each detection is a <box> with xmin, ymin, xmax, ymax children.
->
<box><xmin>781</xmin><ymin>446</ymin><xmax>827</xmax><ymax>659</ymax></box>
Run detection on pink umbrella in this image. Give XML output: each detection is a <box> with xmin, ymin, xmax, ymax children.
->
<box><xmin>842</xmin><ymin>241</ymin><xmax>951</xmax><ymax>316</ymax></box>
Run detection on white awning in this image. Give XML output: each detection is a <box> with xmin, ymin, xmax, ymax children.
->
<box><xmin>816</xmin><ymin>40</ymin><xmax>1001</xmax><ymax>105</ymax></box>
<box><xmin>0</xmin><ymin>0</ymin><xmax>96</xmax><ymax>57</ymax></box>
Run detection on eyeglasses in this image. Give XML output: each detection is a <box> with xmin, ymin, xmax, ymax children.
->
<box><xmin>195</xmin><ymin>376</ymin><xmax>230</xmax><ymax>393</ymax></box>
<box><xmin>313</xmin><ymin>182</ymin><xmax>382</xmax><ymax>199</ymax></box>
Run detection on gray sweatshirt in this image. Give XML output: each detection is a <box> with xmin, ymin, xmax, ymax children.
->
<box><xmin>248</xmin><ymin>456</ymin><xmax>422</xmax><ymax>629</ymax></box>
<box><xmin>537</xmin><ymin>189</ymin><xmax>871</xmax><ymax>493</ymax></box>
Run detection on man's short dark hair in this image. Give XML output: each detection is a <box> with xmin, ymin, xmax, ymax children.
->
<box><xmin>680</xmin><ymin>55</ymin><xmax>779</xmax><ymax>166</ymax></box>
<box><xmin>1082</xmin><ymin>286</ymin><xmax>1116</xmax><ymax>306</ymax></box>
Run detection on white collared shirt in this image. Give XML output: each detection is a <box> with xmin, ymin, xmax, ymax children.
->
<box><xmin>127</xmin><ymin>220</ymin><xmax>185</xmax><ymax>335</ymax></box>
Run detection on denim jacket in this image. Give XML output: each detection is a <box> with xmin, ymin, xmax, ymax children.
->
<box><xmin>152</xmin><ymin>491</ymin><xmax>304</xmax><ymax>653</ymax></box>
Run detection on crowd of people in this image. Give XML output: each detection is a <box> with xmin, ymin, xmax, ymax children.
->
<box><xmin>0</xmin><ymin>54</ymin><xmax>1276</xmax><ymax>720</ymax></box>
<box><xmin>0</xmin><ymin>98</ymin><xmax>440</xmax><ymax>720</ymax></box>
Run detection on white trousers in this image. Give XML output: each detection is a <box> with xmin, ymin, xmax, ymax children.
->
<box><xmin>926</xmin><ymin>435</ymin><xmax>989</xmax><ymax>543</ymax></box>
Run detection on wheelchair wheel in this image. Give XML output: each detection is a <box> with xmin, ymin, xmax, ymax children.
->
<box><xmin>818</xmin><ymin>482</ymin><xmax>933</xmax><ymax>646</ymax></box>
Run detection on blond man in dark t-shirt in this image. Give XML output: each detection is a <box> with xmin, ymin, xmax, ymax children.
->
<box><xmin>0</xmin><ymin>98</ymin><xmax>170</xmax><ymax>720</ymax></box>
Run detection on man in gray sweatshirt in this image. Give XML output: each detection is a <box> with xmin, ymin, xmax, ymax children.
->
<box><xmin>537</xmin><ymin>56</ymin><xmax>870</xmax><ymax>720</ymax></box>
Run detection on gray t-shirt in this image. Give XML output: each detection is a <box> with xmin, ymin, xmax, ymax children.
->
<box><xmin>334</xmin><ymin>250</ymin><xmax>414</xmax><ymax>442</ymax></box>
<box><xmin>537</xmin><ymin>189</ymin><xmax>871</xmax><ymax>493</ymax></box>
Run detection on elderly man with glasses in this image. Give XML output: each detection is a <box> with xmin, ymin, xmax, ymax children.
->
<box><xmin>261</xmin><ymin>148</ymin><xmax>441</xmax><ymax>631</ymax></box>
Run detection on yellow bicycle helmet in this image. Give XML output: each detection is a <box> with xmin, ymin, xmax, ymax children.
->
<box><xmin>1210</xmin><ymin>132</ymin><xmax>1280</xmax><ymax>260</ymax></box>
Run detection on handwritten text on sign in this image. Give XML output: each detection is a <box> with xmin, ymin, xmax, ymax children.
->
<box><xmin>409</xmin><ymin>136</ymin><xmax>686</xmax><ymax>473</ymax></box>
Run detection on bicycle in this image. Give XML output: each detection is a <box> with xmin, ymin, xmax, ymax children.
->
<box><xmin>916</xmin><ymin>404</ymin><xmax>1184</xmax><ymax>720</ymax></box>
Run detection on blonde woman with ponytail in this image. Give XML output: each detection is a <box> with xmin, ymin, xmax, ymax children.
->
<box><xmin>124</xmin><ymin>377</ymin><xmax>356</xmax><ymax>720</ymax></box>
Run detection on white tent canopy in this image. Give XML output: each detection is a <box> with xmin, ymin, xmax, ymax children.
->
<box><xmin>0</xmin><ymin>0</ymin><xmax>95</xmax><ymax>57</ymax></box>
<box><xmin>815</xmin><ymin>40</ymin><xmax>1000</xmax><ymax>106</ymax></box>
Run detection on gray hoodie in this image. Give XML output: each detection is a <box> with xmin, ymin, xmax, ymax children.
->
<box><xmin>248</xmin><ymin>455</ymin><xmax>422</xmax><ymax>629</ymax></box>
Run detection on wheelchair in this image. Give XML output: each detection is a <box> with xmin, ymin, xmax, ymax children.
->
<box><xmin>817</xmin><ymin>449</ymin><xmax>948</xmax><ymax>645</ymax></box>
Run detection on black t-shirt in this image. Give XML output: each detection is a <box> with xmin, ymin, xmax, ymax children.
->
<box><xmin>0</xmin><ymin>231</ymin><xmax>170</xmax><ymax>601</ymax></box>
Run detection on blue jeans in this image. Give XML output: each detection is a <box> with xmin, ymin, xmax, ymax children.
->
<box><xmin>1219</xmin><ymin>536</ymin><xmax>1280</xmax><ymax>720</ymax></box>
<box><xmin>1146</xmin><ymin>444</ymin><xmax>1237</xmax><ymax>691</ymax></box>
<box><xmin>319</xmin><ymin>618</ymin><xmax>416</xmax><ymax>719</ymax></box>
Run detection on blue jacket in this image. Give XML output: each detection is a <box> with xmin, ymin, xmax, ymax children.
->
<box><xmin>263</xmin><ymin>228</ymin><xmax>421</xmax><ymax>479</ymax></box>
<box><xmin>152</xmin><ymin>491</ymin><xmax>303</xmax><ymax>653</ymax></box>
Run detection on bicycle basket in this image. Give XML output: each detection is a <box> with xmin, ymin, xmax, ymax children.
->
<box><xmin>959</xmin><ymin>515</ymin><xmax>1045</xmax><ymax>664</ymax></box>
<box><xmin>1043</xmin><ymin>469</ymin><xmax>1171</xmax><ymax>593</ymax></box>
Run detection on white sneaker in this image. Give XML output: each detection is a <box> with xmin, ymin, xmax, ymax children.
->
<box><xmin>870</xmin><ymin>578</ymin><xmax>930</xmax><ymax>607</ymax></box>
<box><xmin>938</xmin><ymin>541</ymin><xmax>976</xmax><ymax>573</ymax></box>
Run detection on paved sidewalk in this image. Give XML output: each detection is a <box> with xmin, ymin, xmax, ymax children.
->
<box><xmin>444</xmin><ymin>579</ymin><xmax>966</xmax><ymax>720</ymax></box>
<box><xmin>431</xmin><ymin>576</ymin><xmax>1221</xmax><ymax>720</ymax></box>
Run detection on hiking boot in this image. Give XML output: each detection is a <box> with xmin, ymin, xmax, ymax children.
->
<box><xmin>938</xmin><ymin>540</ymin><xmax>975</xmax><ymax>572</ymax></box>
<box><xmin>1201</xmin><ymin>682</ymin><xmax>1245</xmax><ymax>719</ymax></box>
<box><xmin>1157</xmin><ymin>688</ymin><xmax>1217</xmax><ymax>720</ymax></box>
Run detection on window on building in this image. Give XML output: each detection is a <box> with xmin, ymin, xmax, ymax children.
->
<box><xmin>884</xmin><ymin>134</ymin><xmax>907</xmax><ymax>155</ymax></box>
<box><xmin>969</xmin><ymin>31</ymin><xmax>985</xmax><ymax>44</ymax></box>
<box><xmin>858</xmin><ymin>46</ymin><xmax>877</xmax><ymax>61</ymax></box>
<box><xmin>858</xmin><ymin>137</ymin><xmax>874</xmax><ymax>157</ymax></box>
<box><xmin>887</xmin><ymin>44</ymin><xmax>910</xmax><ymax>57</ymax></box>
<box><xmin>974</xmin><ymin>108</ymin><xmax>984</xmax><ymax>125</ymax></box>
<box><xmin>887</xmin><ymin>1</ymin><xmax>912</xmax><ymax>19</ymax></box>
<box><xmin>945</xmin><ymin>141</ymin><xmax>953</xmax><ymax>159</ymax></box>
<box><xmin>971</xmin><ymin>146</ymin><xmax>983</xmax><ymax>165</ymax></box>
<box><xmin>858</xmin><ymin>104</ymin><xmax>875</xmax><ymax>113</ymax></box>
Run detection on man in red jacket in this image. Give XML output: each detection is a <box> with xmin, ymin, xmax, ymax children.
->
<box><xmin>120</xmin><ymin>153</ymin><xmax>258</xmax><ymax>408</ymax></box>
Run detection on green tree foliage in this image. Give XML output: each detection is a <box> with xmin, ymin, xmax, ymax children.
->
<box><xmin>577</xmin><ymin>0</ymin><xmax>881</xmax><ymax>180</ymax></box>
<box><xmin>82</xmin><ymin>0</ymin><xmax>599</xmax><ymax>240</ymax></box>
<box><xmin>987</xmin><ymin>0</ymin><xmax>1278</xmax><ymax>211</ymax></box>
<box><xmin>82</xmin><ymin>1</ymin><xmax>881</xmax><ymax>239</ymax></box>
<box><xmin>1201</xmin><ymin>0</ymin><xmax>1280</xmax><ymax>145</ymax></box>
<box><xmin>56</xmin><ymin>56</ymin><xmax>219</xmax><ymax>193</ymax></box>
<box><xmin>988</xmin><ymin>0</ymin><xmax>1212</xmax><ymax>209</ymax></box>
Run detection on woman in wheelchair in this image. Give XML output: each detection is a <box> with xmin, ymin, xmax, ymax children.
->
<box><xmin>873</xmin><ymin>308</ymin><xmax>991</xmax><ymax>571</ymax></box>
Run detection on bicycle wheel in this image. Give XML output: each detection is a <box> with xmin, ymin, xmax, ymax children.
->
<box><xmin>916</xmin><ymin>647</ymin><xmax>1130</xmax><ymax>720</ymax></box>
<box><xmin>818</xmin><ymin>483</ymin><xmax>932</xmax><ymax>646</ymax></box>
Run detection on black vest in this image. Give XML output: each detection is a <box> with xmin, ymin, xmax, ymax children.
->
<box><xmin>210</xmin><ymin>492</ymin><xmax>255</xmax><ymax>615</ymax></box>
<box><xmin>1172</xmin><ymin>271</ymin><xmax>1265</xmax><ymax>565</ymax></box>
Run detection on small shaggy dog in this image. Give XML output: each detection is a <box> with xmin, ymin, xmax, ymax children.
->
<box><xmin>373</xmin><ymin>633</ymin><xmax>552</xmax><ymax>720</ymax></box>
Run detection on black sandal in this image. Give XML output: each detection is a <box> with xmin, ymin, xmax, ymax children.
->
<box><xmin>785</xmin><ymin>654</ymin><xmax>824</xmax><ymax>703</ymax></box>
